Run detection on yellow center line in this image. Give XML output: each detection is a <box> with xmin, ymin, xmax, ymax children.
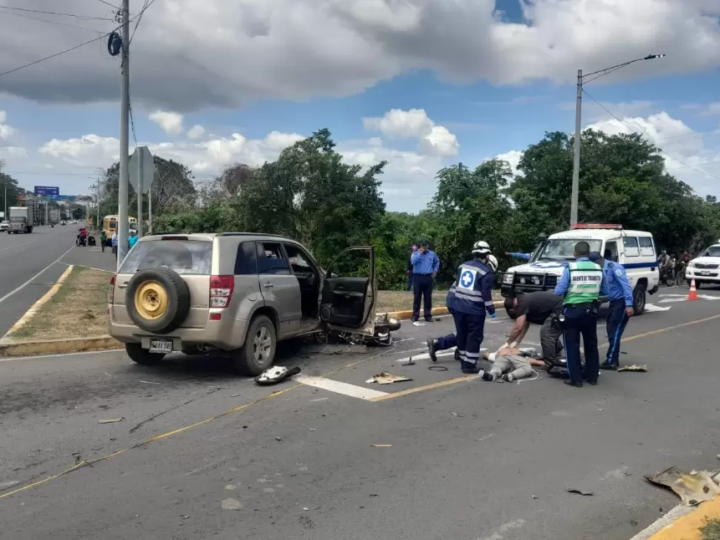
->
<box><xmin>0</xmin><ymin>345</ymin><xmax>397</xmax><ymax>501</ymax></box>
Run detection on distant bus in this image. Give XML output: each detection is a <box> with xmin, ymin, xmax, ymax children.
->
<box><xmin>102</xmin><ymin>215</ymin><xmax>138</xmax><ymax>245</ymax></box>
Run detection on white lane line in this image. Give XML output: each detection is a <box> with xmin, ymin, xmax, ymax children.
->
<box><xmin>0</xmin><ymin>348</ymin><xmax>122</xmax><ymax>363</ymax></box>
<box><xmin>0</xmin><ymin>240</ymin><xmax>36</xmax><ymax>253</ymax></box>
<box><xmin>296</xmin><ymin>375</ymin><xmax>389</xmax><ymax>400</ymax></box>
<box><xmin>0</xmin><ymin>244</ymin><xmax>75</xmax><ymax>305</ymax></box>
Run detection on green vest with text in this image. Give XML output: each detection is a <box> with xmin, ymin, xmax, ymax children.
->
<box><xmin>564</xmin><ymin>260</ymin><xmax>603</xmax><ymax>305</ymax></box>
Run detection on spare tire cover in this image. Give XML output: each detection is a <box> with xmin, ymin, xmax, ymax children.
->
<box><xmin>126</xmin><ymin>267</ymin><xmax>191</xmax><ymax>334</ymax></box>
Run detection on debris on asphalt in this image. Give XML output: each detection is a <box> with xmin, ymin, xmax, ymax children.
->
<box><xmin>98</xmin><ymin>418</ymin><xmax>124</xmax><ymax>424</ymax></box>
<box><xmin>567</xmin><ymin>488</ymin><xmax>594</xmax><ymax>496</ymax></box>
<box><xmin>275</xmin><ymin>436</ymin><xmax>282</xmax><ymax>442</ymax></box>
<box><xmin>532</xmin><ymin>495</ymin><xmax>538</xmax><ymax>499</ymax></box>
<box><xmin>255</xmin><ymin>366</ymin><xmax>302</xmax><ymax>386</ymax></box>
<box><xmin>399</xmin><ymin>357</ymin><xmax>416</xmax><ymax>366</ymax></box>
<box><xmin>428</xmin><ymin>365</ymin><xmax>448</xmax><ymax>372</ymax></box>
<box><xmin>371</xmin><ymin>444</ymin><xmax>392</xmax><ymax>448</ymax></box>
<box><xmin>413</xmin><ymin>321</ymin><xmax>425</xmax><ymax>327</ymax></box>
<box><xmin>221</xmin><ymin>498</ymin><xmax>243</xmax><ymax>511</ymax></box>
<box><xmin>645</xmin><ymin>466</ymin><xmax>720</xmax><ymax>506</ymax></box>
<box><xmin>139</xmin><ymin>380</ymin><xmax>162</xmax><ymax>385</ymax></box>
<box><xmin>366</xmin><ymin>371</ymin><xmax>412</xmax><ymax>385</ymax></box>
<box><xmin>618</xmin><ymin>365</ymin><xmax>648</xmax><ymax>372</ymax></box>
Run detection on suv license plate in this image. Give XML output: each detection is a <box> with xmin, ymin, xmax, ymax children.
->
<box><xmin>149</xmin><ymin>339</ymin><xmax>173</xmax><ymax>353</ymax></box>
<box><xmin>701</xmin><ymin>271</ymin><xmax>711</xmax><ymax>276</ymax></box>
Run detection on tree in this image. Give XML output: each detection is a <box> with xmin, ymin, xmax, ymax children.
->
<box><xmin>97</xmin><ymin>156</ymin><xmax>197</xmax><ymax>220</ymax></box>
<box><xmin>0</xmin><ymin>160</ymin><xmax>26</xmax><ymax>215</ymax></box>
<box><xmin>237</xmin><ymin>129</ymin><xmax>387</xmax><ymax>265</ymax></box>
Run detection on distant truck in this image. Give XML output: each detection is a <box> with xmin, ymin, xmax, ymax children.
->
<box><xmin>49</xmin><ymin>208</ymin><xmax>61</xmax><ymax>224</ymax></box>
<box><xmin>9</xmin><ymin>206</ymin><xmax>35</xmax><ymax>234</ymax></box>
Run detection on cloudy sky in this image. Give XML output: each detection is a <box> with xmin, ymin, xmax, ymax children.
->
<box><xmin>0</xmin><ymin>0</ymin><xmax>719</xmax><ymax>212</ymax></box>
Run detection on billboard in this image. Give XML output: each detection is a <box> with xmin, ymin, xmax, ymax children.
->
<box><xmin>34</xmin><ymin>186</ymin><xmax>59</xmax><ymax>196</ymax></box>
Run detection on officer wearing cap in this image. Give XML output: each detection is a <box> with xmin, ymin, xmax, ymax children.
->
<box><xmin>450</xmin><ymin>241</ymin><xmax>497</xmax><ymax>374</ymax></box>
<box><xmin>427</xmin><ymin>251</ymin><xmax>498</xmax><ymax>362</ymax></box>
<box><xmin>589</xmin><ymin>251</ymin><xmax>634</xmax><ymax>370</ymax></box>
<box><xmin>410</xmin><ymin>240</ymin><xmax>440</xmax><ymax>323</ymax></box>
<box><xmin>554</xmin><ymin>241</ymin><xmax>603</xmax><ymax>387</ymax></box>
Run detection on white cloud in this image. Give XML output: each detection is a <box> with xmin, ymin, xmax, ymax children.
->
<box><xmin>0</xmin><ymin>0</ymin><xmax>718</xmax><ymax>110</ymax></box>
<box><xmin>586</xmin><ymin>111</ymin><xmax>720</xmax><ymax>197</ymax></box>
<box><xmin>681</xmin><ymin>102</ymin><xmax>720</xmax><ymax>117</ymax></box>
<box><xmin>493</xmin><ymin>150</ymin><xmax>524</xmax><ymax>176</ymax></box>
<box><xmin>187</xmin><ymin>125</ymin><xmax>205</xmax><ymax>140</ymax></box>
<box><xmin>149</xmin><ymin>111</ymin><xmax>184</xmax><ymax>136</ymax></box>
<box><xmin>367</xmin><ymin>137</ymin><xmax>383</xmax><ymax>147</ymax></box>
<box><xmin>0</xmin><ymin>110</ymin><xmax>16</xmax><ymax>141</ymax></box>
<box><xmin>364</xmin><ymin>108</ymin><xmax>459</xmax><ymax>157</ymax></box>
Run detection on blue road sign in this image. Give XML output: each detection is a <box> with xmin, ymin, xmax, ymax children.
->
<box><xmin>34</xmin><ymin>186</ymin><xmax>59</xmax><ymax>196</ymax></box>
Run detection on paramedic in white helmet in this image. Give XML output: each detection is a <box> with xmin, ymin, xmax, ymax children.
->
<box><xmin>427</xmin><ymin>241</ymin><xmax>497</xmax><ymax>373</ymax></box>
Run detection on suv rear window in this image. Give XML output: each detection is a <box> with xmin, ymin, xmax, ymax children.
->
<box><xmin>120</xmin><ymin>240</ymin><xmax>212</xmax><ymax>275</ymax></box>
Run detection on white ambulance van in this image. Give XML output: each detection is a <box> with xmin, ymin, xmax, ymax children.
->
<box><xmin>500</xmin><ymin>224</ymin><xmax>660</xmax><ymax>315</ymax></box>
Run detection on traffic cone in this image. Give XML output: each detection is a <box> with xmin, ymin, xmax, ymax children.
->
<box><xmin>687</xmin><ymin>279</ymin><xmax>699</xmax><ymax>301</ymax></box>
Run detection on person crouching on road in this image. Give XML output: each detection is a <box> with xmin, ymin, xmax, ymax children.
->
<box><xmin>502</xmin><ymin>291</ymin><xmax>565</xmax><ymax>369</ymax></box>
<box><xmin>410</xmin><ymin>240</ymin><xmax>440</xmax><ymax>323</ymax></box>
<box><xmin>588</xmin><ymin>251</ymin><xmax>634</xmax><ymax>370</ymax></box>
<box><xmin>427</xmin><ymin>250</ymin><xmax>498</xmax><ymax>362</ymax></box>
<box><xmin>554</xmin><ymin>241</ymin><xmax>603</xmax><ymax>387</ymax></box>
<box><xmin>452</xmin><ymin>241</ymin><xmax>497</xmax><ymax>374</ymax></box>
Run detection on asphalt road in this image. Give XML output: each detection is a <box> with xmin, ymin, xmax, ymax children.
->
<box><xmin>2</xmin><ymin>288</ymin><xmax>720</xmax><ymax>540</ymax></box>
<box><xmin>0</xmin><ymin>224</ymin><xmax>82</xmax><ymax>336</ymax></box>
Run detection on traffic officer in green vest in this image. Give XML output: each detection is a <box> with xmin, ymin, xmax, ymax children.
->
<box><xmin>553</xmin><ymin>241</ymin><xmax>603</xmax><ymax>387</ymax></box>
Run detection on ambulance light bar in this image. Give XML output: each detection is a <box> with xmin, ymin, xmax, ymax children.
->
<box><xmin>571</xmin><ymin>224</ymin><xmax>623</xmax><ymax>230</ymax></box>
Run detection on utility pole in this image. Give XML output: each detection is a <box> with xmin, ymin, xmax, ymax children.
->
<box><xmin>570</xmin><ymin>68</ymin><xmax>582</xmax><ymax>227</ymax></box>
<box><xmin>117</xmin><ymin>0</ymin><xmax>130</xmax><ymax>270</ymax></box>
<box><xmin>3</xmin><ymin>182</ymin><xmax>7</xmax><ymax>220</ymax></box>
<box><xmin>569</xmin><ymin>54</ymin><xmax>665</xmax><ymax>227</ymax></box>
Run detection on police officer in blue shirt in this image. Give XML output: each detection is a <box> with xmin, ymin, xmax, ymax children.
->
<box><xmin>451</xmin><ymin>241</ymin><xmax>497</xmax><ymax>374</ymax></box>
<box><xmin>589</xmin><ymin>251</ymin><xmax>634</xmax><ymax>370</ymax></box>
<box><xmin>410</xmin><ymin>240</ymin><xmax>440</xmax><ymax>322</ymax></box>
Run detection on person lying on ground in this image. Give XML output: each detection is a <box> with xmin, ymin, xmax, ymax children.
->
<box><xmin>479</xmin><ymin>347</ymin><xmax>535</xmax><ymax>382</ymax></box>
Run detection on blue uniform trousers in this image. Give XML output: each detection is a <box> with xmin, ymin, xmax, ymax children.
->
<box><xmin>437</xmin><ymin>333</ymin><xmax>457</xmax><ymax>349</ymax></box>
<box><xmin>562</xmin><ymin>305</ymin><xmax>599</xmax><ymax>385</ymax></box>
<box><xmin>453</xmin><ymin>311</ymin><xmax>485</xmax><ymax>369</ymax></box>
<box><xmin>406</xmin><ymin>272</ymin><xmax>414</xmax><ymax>291</ymax></box>
<box><xmin>412</xmin><ymin>274</ymin><xmax>434</xmax><ymax>321</ymax></box>
<box><xmin>604</xmin><ymin>299</ymin><xmax>629</xmax><ymax>367</ymax></box>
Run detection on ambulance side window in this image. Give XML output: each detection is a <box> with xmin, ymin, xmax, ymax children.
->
<box><xmin>624</xmin><ymin>237</ymin><xmax>640</xmax><ymax>258</ymax></box>
<box><xmin>639</xmin><ymin>236</ymin><xmax>655</xmax><ymax>257</ymax></box>
<box><xmin>604</xmin><ymin>241</ymin><xmax>619</xmax><ymax>262</ymax></box>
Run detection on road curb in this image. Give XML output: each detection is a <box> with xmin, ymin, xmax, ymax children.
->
<box><xmin>0</xmin><ymin>336</ymin><xmax>122</xmax><ymax>357</ymax></box>
<box><xmin>630</xmin><ymin>473</ymin><xmax>720</xmax><ymax>540</ymax></box>
<box><xmin>383</xmin><ymin>300</ymin><xmax>504</xmax><ymax>321</ymax></box>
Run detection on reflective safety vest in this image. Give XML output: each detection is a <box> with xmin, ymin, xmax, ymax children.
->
<box><xmin>450</xmin><ymin>259</ymin><xmax>494</xmax><ymax>316</ymax></box>
<box><xmin>564</xmin><ymin>260</ymin><xmax>603</xmax><ymax>305</ymax></box>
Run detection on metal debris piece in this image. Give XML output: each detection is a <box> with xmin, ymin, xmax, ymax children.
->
<box><xmin>618</xmin><ymin>365</ymin><xmax>648</xmax><ymax>372</ymax></box>
<box><xmin>368</xmin><ymin>371</ymin><xmax>412</xmax><ymax>385</ymax></box>
<box><xmin>399</xmin><ymin>357</ymin><xmax>416</xmax><ymax>366</ymax></box>
<box><xmin>98</xmin><ymin>418</ymin><xmax>124</xmax><ymax>424</ymax></box>
<box><xmin>645</xmin><ymin>467</ymin><xmax>720</xmax><ymax>506</ymax></box>
<box><xmin>412</xmin><ymin>321</ymin><xmax>425</xmax><ymax>327</ymax></box>
<box><xmin>371</xmin><ymin>444</ymin><xmax>392</xmax><ymax>448</ymax></box>
<box><xmin>567</xmin><ymin>488</ymin><xmax>594</xmax><ymax>496</ymax></box>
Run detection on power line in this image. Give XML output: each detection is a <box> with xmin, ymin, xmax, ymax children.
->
<box><xmin>0</xmin><ymin>7</ymin><xmax>107</xmax><ymax>33</ymax></box>
<box><xmin>0</xmin><ymin>6</ymin><xmax>114</xmax><ymax>21</ymax></box>
<box><xmin>0</xmin><ymin>0</ymin><xmax>158</xmax><ymax>79</ymax></box>
<box><xmin>582</xmin><ymin>88</ymin><xmax>720</xmax><ymax>181</ymax></box>
<box><xmin>130</xmin><ymin>0</ymin><xmax>155</xmax><ymax>43</ymax></box>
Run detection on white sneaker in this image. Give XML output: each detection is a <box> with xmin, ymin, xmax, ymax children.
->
<box><xmin>504</xmin><ymin>374</ymin><xmax>514</xmax><ymax>383</ymax></box>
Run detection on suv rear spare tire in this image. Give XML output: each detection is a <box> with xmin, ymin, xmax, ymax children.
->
<box><xmin>234</xmin><ymin>315</ymin><xmax>276</xmax><ymax>376</ymax></box>
<box><xmin>126</xmin><ymin>268</ymin><xmax>191</xmax><ymax>334</ymax></box>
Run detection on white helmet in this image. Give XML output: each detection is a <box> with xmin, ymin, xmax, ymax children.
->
<box><xmin>472</xmin><ymin>240</ymin><xmax>491</xmax><ymax>255</ymax></box>
<box><xmin>487</xmin><ymin>254</ymin><xmax>498</xmax><ymax>272</ymax></box>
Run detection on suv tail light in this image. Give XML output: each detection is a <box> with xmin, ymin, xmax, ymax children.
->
<box><xmin>210</xmin><ymin>275</ymin><xmax>234</xmax><ymax>308</ymax></box>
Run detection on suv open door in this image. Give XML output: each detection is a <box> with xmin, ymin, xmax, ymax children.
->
<box><xmin>319</xmin><ymin>246</ymin><xmax>376</xmax><ymax>336</ymax></box>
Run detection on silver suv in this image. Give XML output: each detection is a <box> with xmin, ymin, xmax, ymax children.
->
<box><xmin>109</xmin><ymin>233</ymin><xmax>378</xmax><ymax>374</ymax></box>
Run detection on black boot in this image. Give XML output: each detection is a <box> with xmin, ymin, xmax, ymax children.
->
<box><xmin>426</xmin><ymin>338</ymin><xmax>439</xmax><ymax>362</ymax></box>
<box><xmin>454</xmin><ymin>349</ymin><xmax>461</xmax><ymax>361</ymax></box>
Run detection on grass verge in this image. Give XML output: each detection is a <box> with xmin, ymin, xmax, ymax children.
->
<box><xmin>376</xmin><ymin>290</ymin><xmax>451</xmax><ymax>313</ymax></box>
<box><xmin>7</xmin><ymin>266</ymin><xmax>109</xmax><ymax>342</ymax></box>
<box><xmin>702</xmin><ymin>518</ymin><xmax>720</xmax><ymax>540</ymax></box>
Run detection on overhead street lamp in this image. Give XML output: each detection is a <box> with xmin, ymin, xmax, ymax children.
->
<box><xmin>570</xmin><ymin>54</ymin><xmax>666</xmax><ymax>226</ymax></box>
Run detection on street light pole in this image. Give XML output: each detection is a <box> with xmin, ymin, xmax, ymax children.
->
<box><xmin>569</xmin><ymin>54</ymin><xmax>666</xmax><ymax>226</ymax></box>
<box><xmin>117</xmin><ymin>0</ymin><xmax>130</xmax><ymax>270</ymax></box>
